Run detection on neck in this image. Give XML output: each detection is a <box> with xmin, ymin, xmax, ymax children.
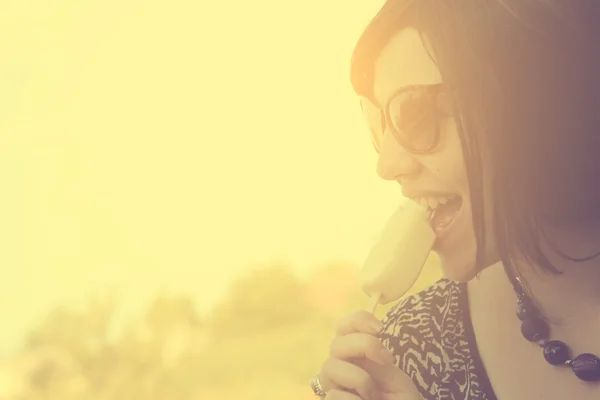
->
<box><xmin>472</xmin><ymin>222</ymin><xmax>600</xmax><ymax>325</ymax></box>
<box><xmin>469</xmin><ymin>258</ymin><xmax>600</xmax><ymax>368</ymax></box>
<box><xmin>470</xmin><ymin>258</ymin><xmax>600</xmax><ymax>352</ymax></box>
<box><xmin>515</xmin><ymin>259</ymin><xmax>600</xmax><ymax>323</ymax></box>
<box><xmin>520</xmin><ymin>222</ymin><xmax>600</xmax><ymax>319</ymax></box>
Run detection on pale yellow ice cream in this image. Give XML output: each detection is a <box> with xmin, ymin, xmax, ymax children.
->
<box><xmin>360</xmin><ymin>198</ymin><xmax>436</xmax><ymax>312</ymax></box>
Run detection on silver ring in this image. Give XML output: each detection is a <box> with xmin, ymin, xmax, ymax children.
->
<box><xmin>310</xmin><ymin>374</ymin><xmax>327</xmax><ymax>397</ymax></box>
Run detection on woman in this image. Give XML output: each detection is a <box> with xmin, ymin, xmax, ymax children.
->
<box><xmin>310</xmin><ymin>0</ymin><xmax>600</xmax><ymax>399</ymax></box>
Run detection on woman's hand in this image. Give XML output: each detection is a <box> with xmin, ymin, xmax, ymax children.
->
<box><xmin>317</xmin><ymin>310</ymin><xmax>423</xmax><ymax>400</ymax></box>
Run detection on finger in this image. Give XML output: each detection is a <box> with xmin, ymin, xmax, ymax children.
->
<box><xmin>324</xmin><ymin>388</ymin><xmax>363</xmax><ymax>400</ymax></box>
<box><xmin>354</xmin><ymin>358</ymin><xmax>418</xmax><ymax>396</ymax></box>
<box><xmin>321</xmin><ymin>358</ymin><xmax>379</xmax><ymax>400</ymax></box>
<box><xmin>321</xmin><ymin>358</ymin><xmax>421</xmax><ymax>399</ymax></box>
<box><xmin>330</xmin><ymin>333</ymin><xmax>395</xmax><ymax>366</ymax></box>
<box><xmin>334</xmin><ymin>310</ymin><xmax>384</xmax><ymax>337</ymax></box>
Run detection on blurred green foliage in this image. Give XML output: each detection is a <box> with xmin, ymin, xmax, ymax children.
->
<box><xmin>1</xmin><ymin>257</ymin><xmax>441</xmax><ymax>400</ymax></box>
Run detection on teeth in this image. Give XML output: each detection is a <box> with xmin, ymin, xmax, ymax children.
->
<box><xmin>412</xmin><ymin>195</ymin><xmax>456</xmax><ymax>211</ymax></box>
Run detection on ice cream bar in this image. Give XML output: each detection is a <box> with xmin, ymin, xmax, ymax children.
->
<box><xmin>360</xmin><ymin>198</ymin><xmax>436</xmax><ymax>313</ymax></box>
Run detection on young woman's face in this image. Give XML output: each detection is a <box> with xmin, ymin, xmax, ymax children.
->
<box><xmin>364</xmin><ymin>27</ymin><xmax>495</xmax><ymax>281</ymax></box>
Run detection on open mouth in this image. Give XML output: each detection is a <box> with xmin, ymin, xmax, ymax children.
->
<box><xmin>412</xmin><ymin>194</ymin><xmax>463</xmax><ymax>239</ymax></box>
<box><xmin>429</xmin><ymin>196</ymin><xmax>463</xmax><ymax>238</ymax></box>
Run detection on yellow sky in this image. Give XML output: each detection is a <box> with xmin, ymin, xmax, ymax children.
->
<box><xmin>0</xmin><ymin>0</ymin><xmax>409</xmax><ymax>353</ymax></box>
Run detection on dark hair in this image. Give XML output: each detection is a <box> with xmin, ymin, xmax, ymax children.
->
<box><xmin>351</xmin><ymin>0</ymin><xmax>600</xmax><ymax>277</ymax></box>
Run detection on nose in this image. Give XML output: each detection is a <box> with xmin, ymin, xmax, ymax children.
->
<box><xmin>376</xmin><ymin>131</ymin><xmax>422</xmax><ymax>181</ymax></box>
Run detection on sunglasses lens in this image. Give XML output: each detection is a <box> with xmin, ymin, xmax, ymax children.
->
<box><xmin>388</xmin><ymin>90</ymin><xmax>437</xmax><ymax>152</ymax></box>
<box><xmin>359</xmin><ymin>86</ymin><xmax>444</xmax><ymax>153</ymax></box>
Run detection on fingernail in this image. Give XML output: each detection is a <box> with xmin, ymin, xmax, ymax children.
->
<box><xmin>368</xmin><ymin>320</ymin><xmax>384</xmax><ymax>334</ymax></box>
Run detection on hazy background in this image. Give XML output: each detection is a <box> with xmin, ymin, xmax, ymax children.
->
<box><xmin>0</xmin><ymin>1</ymin><xmax>444</xmax><ymax>398</ymax></box>
<box><xmin>0</xmin><ymin>0</ymin><xmax>410</xmax><ymax>353</ymax></box>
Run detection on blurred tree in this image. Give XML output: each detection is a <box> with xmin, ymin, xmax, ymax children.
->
<box><xmin>8</xmin><ymin>257</ymin><xmax>442</xmax><ymax>400</ymax></box>
<box><xmin>209</xmin><ymin>264</ymin><xmax>312</xmax><ymax>339</ymax></box>
<box><xmin>24</xmin><ymin>292</ymin><xmax>119</xmax><ymax>392</ymax></box>
<box><xmin>145</xmin><ymin>296</ymin><xmax>200</xmax><ymax>334</ymax></box>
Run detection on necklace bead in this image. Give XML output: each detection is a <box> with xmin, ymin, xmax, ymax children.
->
<box><xmin>516</xmin><ymin>300</ymin><xmax>534</xmax><ymax>321</ymax></box>
<box><xmin>571</xmin><ymin>354</ymin><xmax>600</xmax><ymax>382</ymax></box>
<box><xmin>543</xmin><ymin>340</ymin><xmax>571</xmax><ymax>365</ymax></box>
<box><xmin>520</xmin><ymin>316</ymin><xmax>550</xmax><ymax>342</ymax></box>
<box><xmin>510</xmin><ymin>270</ymin><xmax>600</xmax><ymax>383</ymax></box>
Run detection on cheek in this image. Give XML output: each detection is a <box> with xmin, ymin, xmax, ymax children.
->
<box><xmin>429</xmin><ymin>153</ymin><xmax>469</xmax><ymax>193</ymax></box>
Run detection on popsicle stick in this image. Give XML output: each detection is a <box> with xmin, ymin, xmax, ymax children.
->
<box><xmin>366</xmin><ymin>292</ymin><xmax>381</xmax><ymax>314</ymax></box>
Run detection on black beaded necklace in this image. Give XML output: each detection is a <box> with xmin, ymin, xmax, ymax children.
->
<box><xmin>506</xmin><ymin>270</ymin><xmax>600</xmax><ymax>382</ymax></box>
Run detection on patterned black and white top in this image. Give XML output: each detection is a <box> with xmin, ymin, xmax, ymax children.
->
<box><xmin>379</xmin><ymin>278</ymin><xmax>498</xmax><ymax>400</ymax></box>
